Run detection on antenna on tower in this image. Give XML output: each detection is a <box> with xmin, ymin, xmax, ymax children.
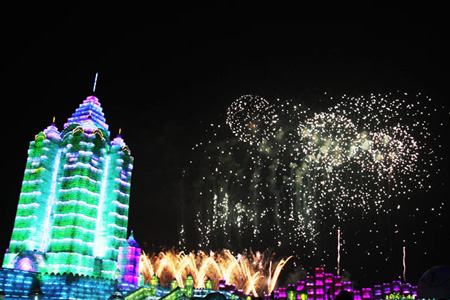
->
<box><xmin>93</xmin><ymin>72</ymin><xmax>99</xmax><ymax>93</ymax></box>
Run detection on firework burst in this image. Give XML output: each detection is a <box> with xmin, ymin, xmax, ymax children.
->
<box><xmin>179</xmin><ymin>91</ymin><xmax>444</xmax><ymax>268</ymax></box>
<box><xmin>140</xmin><ymin>249</ymin><xmax>292</xmax><ymax>297</ymax></box>
<box><xmin>226</xmin><ymin>95</ymin><xmax>279</xmax><ymax>146</ymax></box>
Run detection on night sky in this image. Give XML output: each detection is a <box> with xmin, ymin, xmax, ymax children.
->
<box><xmin>1</xmin><ymin>16</ymin><xmax>449</xmax><ymax>289</ymax></box>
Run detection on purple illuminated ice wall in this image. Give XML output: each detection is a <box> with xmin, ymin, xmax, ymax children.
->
<box><xmin>271</xmin><ymin>267</ymin><xmax>417</xmax><ymax>300</ymax></box>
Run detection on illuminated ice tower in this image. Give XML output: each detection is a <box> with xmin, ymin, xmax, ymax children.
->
<box><xmin>3</xmin><ymin>95</ymin><xmax>133</xmax><ymax>280</ymax></box>
<box><xmin>117</xmin><ymin>231</ymin><xmax>142</xmax><ymax>292</ymax></box>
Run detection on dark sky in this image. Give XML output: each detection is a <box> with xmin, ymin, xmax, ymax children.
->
<box><xmin>1</xmin><ymin>14</ymin><xmax>449</xmax><ymax>289</ymax></box>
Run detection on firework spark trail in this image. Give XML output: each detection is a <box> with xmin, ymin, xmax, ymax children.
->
<box><xmin>337</xmin><ymin>228</ymin><xmax>341</xmax><ymax>276</ymax></box>
<box><xmin>403</xmin><ymin>246</ymin><xmax>406</xmax><ymax>282</ymax></box>
<box><xmin>180</xmin><ymin>92</ymin><xmax>443</xmax><ymax>264</ymax></box>
<box><xmin>267</xmin><ymin>255</ymin><xmax>293</xmax><ymax>294</ymax></box>
<box><xmin>139</xmin><ymin>249</ymin><xmax>290</xmax><ymax>296</ymax></box>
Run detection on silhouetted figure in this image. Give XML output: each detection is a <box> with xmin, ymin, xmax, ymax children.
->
<box><xmin>335</xmin><ymin>290</ymin><xmax>353</xmax><ymax>300</ymax></box>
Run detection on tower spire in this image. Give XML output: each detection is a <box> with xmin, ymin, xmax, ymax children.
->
<box><xmin>93</xmin><ymin>72</ymin><xmax>99</xmax><ymax>93</ymax></box>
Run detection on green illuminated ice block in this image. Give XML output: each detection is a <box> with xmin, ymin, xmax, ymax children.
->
<box><xmin>3</xmin><ymin>96</ymin><xmax>133</xmax><ymax>279</ymax></box>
